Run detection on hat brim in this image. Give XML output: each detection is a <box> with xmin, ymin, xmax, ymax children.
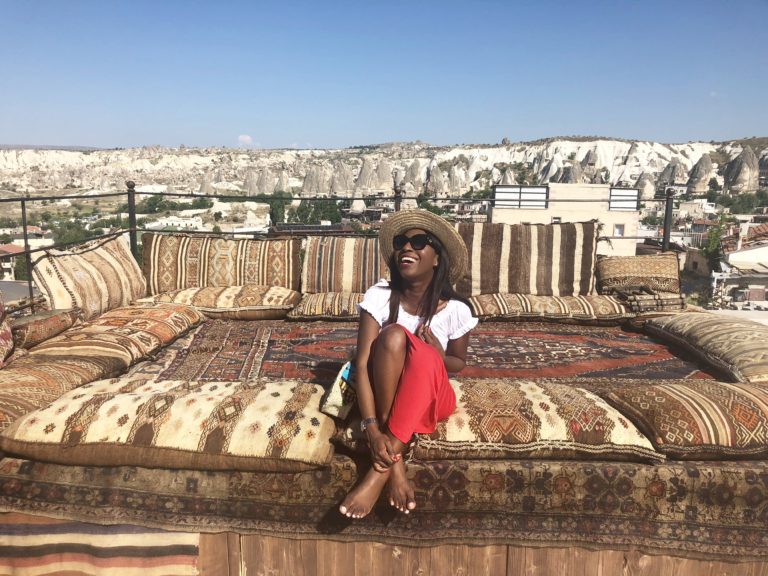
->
<box><xmin>380</xmin><ymin>209</ymin><xmax>467</xmax><ymax>285</ymax></box>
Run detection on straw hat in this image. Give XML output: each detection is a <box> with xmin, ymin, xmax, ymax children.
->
<box><xmin>380</xmin><ymin>209</ymin><xmax>468</xmax><ymax>284</ymax></box>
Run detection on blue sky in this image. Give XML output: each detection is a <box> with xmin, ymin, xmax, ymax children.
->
<box><xmin>1</xmin><ymin>0</ymin><xmax>766</xmax><ymax>149</ymax></box>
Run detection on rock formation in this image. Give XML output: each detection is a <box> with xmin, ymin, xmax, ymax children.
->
<box><xmin>257</xmin><ymin>167</ymin><xmax>274</xmax><ymax>195</ymax></box>
<box><xmin>329</xmin><ymin>160</ymin><xmax>354</xmax><ymax>197</ymax></box>
<box><xmin>686</xmin><ymin>154</ymin><xmax>713</xmax><ymax>195</ymax></box>
<box><xmin>724</xmin><ymin>146</ymin><xmax>759</xmax><ymax>194</ymax></box>
<box><xmin>657</xmin><ymin>158</ymin><xmax>688</xmax><ymax>189</ymax></box>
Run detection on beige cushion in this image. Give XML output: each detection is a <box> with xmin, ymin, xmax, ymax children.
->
<box><xmin>455</xmin><ymin>221</ymin><xmax>600</xmax><ymax>297</ymax></box>
<box><xmin>414</xmin><ymin>378</ymin><xmax>663</xmax><ymax>463</ymax></box>
<box><xmin>468</xmin><ymin>294</ymin><xmax>632</xmax><ymax>322</ymax></box>
<box><xmin>604</xmin><ymin>380</ymin><xmax>768</xmax><ymax>460</ymax></box>
<box><xmin>287</xmin><ymin>292</ymin><xmax>364</xmax><ymax>321</ymax></box>
<box><xmin>0</xmin><ymin>377</ymin><xmax>335</xmax><ymax>472</ymax></box>
<box><xmin>645</xmin><ymin>313</ymin><xmax>768</xmax><ymax>383</ymax></box>
<box><xmin>142</xmin><ymin>233</ymin><xmax>301</xmax><ymax>295</ymax></box>
<box><xmin>301</xmin><ymin>236</ymin><xmax>384</xmax><ymax>294</ymax></box>
<box><xmin>32</xmin><ymin>235</ymin><xmax>146</xmax><ymax>320</ymax></box>
<box><xmin>11</xmin><ymin>309</ymin><xmax>81</xmax><ymax>349</ymax></box>
<box><xmin>136</xmin><ymin>285</ymin><xmax>301</xmax><ymax>320</ymax></box>
<box><xmin>597</xmin><ymin>253</ymin><xmax>680</xmax><ymax>294</ymax></box>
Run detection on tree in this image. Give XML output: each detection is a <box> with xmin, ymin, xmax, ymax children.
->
<box><xmin>14</xmin><ymin>255</ymin><xmax>29</xmax><ymax>281</ymax></box>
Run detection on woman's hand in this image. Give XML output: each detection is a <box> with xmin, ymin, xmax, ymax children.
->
<box><xmin>417</xmin><ymin>324</ymin><xmax>445</xmax><ymax>358</ymax></box>
<box><xmin>367</xmin><ymin>428</ymin><xmax>401</xmax><ymax>472</ymax></box>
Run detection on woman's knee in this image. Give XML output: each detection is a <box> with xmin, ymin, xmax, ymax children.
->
<box><xmin>375</xmin><ymin>324</ymin><xmax>408</xmax><ymax>355</ymax></box>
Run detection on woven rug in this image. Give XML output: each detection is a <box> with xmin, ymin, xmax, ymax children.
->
<box><xmin>127</xmin><ymin>320</ymin><xmax>715</xmax><ymax>383</ymax></box>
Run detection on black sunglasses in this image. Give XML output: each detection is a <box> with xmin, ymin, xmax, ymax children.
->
<box><xmin>393</xmin><ymin>233</ymin><xmax>435</xmax><ymax>251</ymax></box>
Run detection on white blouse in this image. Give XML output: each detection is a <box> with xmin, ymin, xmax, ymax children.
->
<box><xmin>357</xmin><ymin>279</ymin><xmax>478</xmax><ymax>350</ymax></box>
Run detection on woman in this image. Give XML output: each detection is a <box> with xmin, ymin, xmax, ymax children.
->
<box><xmin>339</xmin><ymin>209</ymin><xmax>477</xmax><ymax>519</ymax></box>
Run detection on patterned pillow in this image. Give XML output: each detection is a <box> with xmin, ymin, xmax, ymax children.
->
<box><xmin>287</xmin><ymin>292</ymin><xmax>364</xmax><ymax>321</ymax></box>
<box><xmin>32</xmin><ymin>235</ymin><xmax>146</xmax><ymax>321</ymax></box>
<box><xmin>301</xmin><ymin>236</ymin><xmax>384</xmax><ymax>294</ymax></box>
<box><xmin>11</xmin><ymin>309</ymin><xmax>81</xmax><ymax>349</ymax></box>
<box><xmin>596</xmin><ymin>253</ymin><xmax>680</xmax><ymax>294</ymax></box>
<box><xmin>455</xmin><ymin>221</ymin><xmax>600</xmax><ymax>297</ymax></box>
<box><xmin>142</xmin><ymin>233</ymin><xmax>301</xmax><ymax>295</ymax></box>
<box><xmin>414</xmin><ymin>378</ymin><xmax>663</xmax><ymax>463</ymax></box>
<box><xmin>0</xmin><ymin>377</ymin><xmax>335</xmax><ymax>472</ymax></box>
<box><xmin>645</xmin><ymin>313</ymin><xmax>768</xmax><ymax>383</ymax></box>
<box><xmin>468</xmin><ymin>294</ymin><xmax>632</xmax><ymax>322</ymax></box>
<box><xmin>603</xmin><ymin>380</ymin><xmax>768</xmax><ymax>459</ymax></box>
<box><xmin>0</xmin><ymin>290</ymin><xmax>13</xmax><ymax>368</ymax></box>
<box><xmin>136</xmin><ymin>285</ymin><xmax>301</xmax><ymax>320</ymax></box>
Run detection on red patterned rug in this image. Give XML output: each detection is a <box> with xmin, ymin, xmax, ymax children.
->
<box><xmin>130</xmin><ymin>320</ymin><xmax>715</xmax><ymax>383</ymax></box>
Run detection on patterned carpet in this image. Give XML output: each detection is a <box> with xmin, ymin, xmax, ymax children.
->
<box><xmin>127</xmin><ymin>320</ymin><xmax>715</xmax><ymax>384</ymax></box>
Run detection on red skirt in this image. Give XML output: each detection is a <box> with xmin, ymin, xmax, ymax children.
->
<box><xmin>370</xmin><ymin>326</ymin><xmax>456</xmax><ymax>444</ymax></box>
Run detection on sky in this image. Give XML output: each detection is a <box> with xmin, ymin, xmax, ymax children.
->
<box><xmin>1</xmin><ymin>0</ymin><xmax>766</xmax><ymax>149</ymax></box>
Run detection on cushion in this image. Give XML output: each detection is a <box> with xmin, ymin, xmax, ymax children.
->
<box><xmin>32</xmin><ymin>235</ymin><xmax>146</xmax><ymax>321</ymax></box>
<box><xmin>301</xmin><ymin>236</ymin><xmax>384</xmax><ymax>294</ymax></box>
<box><xmin>645</xmin><ymin>313</ymin><xmax>768</xmax><ymax>383</ymax></box>
<box><xmin>11</xmin><ymin>309</ymin><xmax>81</xmax><ymax>349</ymax></box>
<box><xmin>142</xmin><ymin>233</ymin><xmax>301</xmax><ymax>295</ymax></box>
<box><xmin>455</xmin><ymin>221</ymin><xmax>600</xmax><ymax>297</ymax></box>
<box><xmin>614</xmin><ymin>291</ymin><xmax>685</xmax><ymax>313</ymax></box>
<box><xmin>597</xmin><ymin>253</ymin><xmax>680</xmax><ymax>294</ymax></box>
<box><xmin>413</xmin><ymin>378</ymin><xmax>663</xmax><ymax>463</ymax></box>
<box><xmin>0</xmin><ymin>290</ymin><xmax>13</xmax><ymax>368</ymax></box>
<box><xmin>0</xmin><ymin>377</ymin><xmax>336</xmax><ymax>472</ymax></box>
<box><xmin>603</xmin><ymin>380</ymin><xmax>768</xmax><ymax>459</ymax></box>
<box><xmin>136</xmin><ymin>285</ymin><xmax>301</xmax><ymax>320</ymax></box>
<box><xmin>468</xmin><ymin>293</ymin><xmax>633</xmax><ymax>322</ymax></box>
<box><xmin>287</xmin><ymin>292</ymin><xmax>364</xmax><ymax>321</ymax></box>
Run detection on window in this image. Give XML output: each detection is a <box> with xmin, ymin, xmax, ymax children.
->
<box><xmin>609</xmin><ymin>188</ymin><xmax>639</xmax><ymax>211</ymax></box>
<box><xmin>493</xmin><ymin>185</ymin><xmax>549</xmax><ymax>209</ymax></box>
<box><xmin>551</xmin><ymin>216</ymin><xmax>561</xmax><ymax>224</ymax></box>
<box><xmin>613</xmin><ymin>224</ymin><xmax>625</xmax><ymax>237</ymax></box>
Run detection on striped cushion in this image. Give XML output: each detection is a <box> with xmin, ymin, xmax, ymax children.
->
<box><xmin>604</xmin><ymin>380</ymin><xmax>768</xmax><ymax>459</ymax></box>
<box><xmin>142</xmin><ymin>233</ymin><xmax>301</xmax><ymax>295</ymax></box>
<box><xmin>287</xmin><ymin>292</ymin><xmax>364</xmax><ymax>320</ymax></box>
<box><xmin>32</xmin><ymin>235</ymin><xmax>146</xmax><ymax>321</ymax></box>
<box><xmin>645</xmin><ymin>313</ymin><xmax>768</xmax><ymax>383</ymax></box>
<box><xmin>468</xmin><ymin>293</ymin><xmax>632</xmax><ymax>322</ymax></box>
<box><xmin>11</xmin><ymin>309</ymin><xmax>81</xmax><ymax>349</ymax></box>
<box><xmin>456</xmin><ymin>221</ymin><xmax>599</xmax><ymax>297</ymax></box>
<box><xmin>137</xmin><ymin>285</ymin><xmax>301</xmax><ymax>320</ymax></box>
<box><xmin>597</xmin><ymin>253</ymin><xmax>680</xmax><ymax>294</ymax></box>
<box><xmin>414</xmin><ymin>378</ymin><xmax>662</xmax><ymax>462</ymax></box>
<box><xmin>301</xmin><ymin>236</ymin><xmax>384</xmax><ymax>294</ymax></box>
<box><xmin>0</xmin><ymin>377</ymin><xmax>336</xmax><ymax>472</ymax></box>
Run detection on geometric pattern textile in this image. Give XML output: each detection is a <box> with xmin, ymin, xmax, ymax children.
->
<box><xmin>0</xmin><ymin>290</ymin><xmax>13</xmax><ymax>367</ymax></box>
<box><xmin>455</xmin><ymin>221</ymin><xmax>600</xmax><ymax>297</ymax></box>
<box><xmin>136</xmin><ymin>284</ymin><xmax>301</xmax><ymax>320</ymax></box>
<box><xmin>11</xmin><ymin>309</ymin><xmax>81</xmax><ymax>349</ymax></box>
<box><xmin>414</xmin><ymin>378</ymin><xmax>663</xmax><ymax>463</ymax></box>
<box><xmin>301</xmin><ymin>236</ymin><xmax>385</xmax><ymax>294</ymax></box>
<box><xmin>467</xmin><ymin>293</ymin><xmax>633</xmax><ymax>322</ymax></box>
<box><xmin>31</xmin><ymin>235</ymin><xmax>146</xmax><ymax>321</ymax></box>
<box><xmin>1</xmin><ymin>456</ymin><xmax>768</xmax><ymax>560</ymax></box>
<box><xmin>618</xmin><ymin>291</ymin><xmax>686</xmax><ymax>313</ymax></box>
<box><xmin>597</xmin><ymin>252</ymin><xmax>681</xmax><ymax>294</ymax></box>
<box><xmin>286</xmin><ymin>292</ymin><xmax>365</xmax><ymax>320</ymax></box>
<box><xmin>645</xmin><ymin>312</ymin><xmax>768</xmax><ymax>383</ymax></box>
<box><xmin>141</xmin><ymin>233</ymin><xmax>301</xmax><ymax>295</ymax></box>
<box><xmin>604</xmin><ymin>380</ymin><xmax>768</xmax><ymax>459</ymax></box>
<box><xmin>0</xmin><ymin>377</ymin><xmax>336</xmax><ymax>472</ymax></box>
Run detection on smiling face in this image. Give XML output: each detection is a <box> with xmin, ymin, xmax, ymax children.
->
<box><xmin>393</xmin><ymin>228</ymin><xmax>440</xmax><ymax>281</ymax></box>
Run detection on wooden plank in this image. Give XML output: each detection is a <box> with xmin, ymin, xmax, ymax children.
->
<box><xmin>199</xmin><ymin>532</ymin><xmax>239</xmax><ymax>576</ymax></box>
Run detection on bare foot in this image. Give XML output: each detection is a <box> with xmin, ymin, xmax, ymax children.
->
<box><xmin>388</xmin><ymin>459</ymin><xmax>416</xmax><ymax>514</ymax></box>
<box><xmin>339</xmin><ymin>467</ymin><xmax>389</xmax><ymax>519</ymax></box>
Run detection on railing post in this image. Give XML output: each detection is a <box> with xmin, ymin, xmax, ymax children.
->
<box><xmin>662</xmin><ymin>186</ymin><xmax>675</xmax><ymax>252</ymax></box>
<box><xmin>126</xmin><ymin>180</ymin><xmax>138</xmax><ymax>259</ymax></box>
<box><xmin>20</xmin><ymin>199</ymin><xmax>35</xmax><ymax>311</ymax></box>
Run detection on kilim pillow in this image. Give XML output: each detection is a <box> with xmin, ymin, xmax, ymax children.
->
<box><xmin>455</xmin><ymin>221</ymin><xmax>600</xmax><ymax>297</ymax></box>
<box><xmin>0</xmin><ymin>290</ymin><xmax>13</xmax><ymax>368</ymax></box>
<box><xmin>301</xmin><ymin>236</ymin><xmax>384</xmax><ymax>294</ymax></box>
<box><xmin>603</xmin><ymin>380</ymin><xmax>768</xmax><ymax>459</ymax></box>
<box><xmin>287</xmin><ymin>292</ymin><xmax>365</xmax><ymax>321</ymax></box>
<box><xmin>32</xmin><ymin>235</ymin><xmax>146</xmax><ymax>321</ymax></box>
<box><xmin>136</xmin><ymin>285</ymin><xmax>301</xmax><ymax>320</ymax></box>
<box><xmin>11</xmin><ymin>309</ymin><xmax>81</xmax><ymax>349</ymax></box>
<box><xmin>467</xmin><ymin>293</ymin><xmax>633</xmax><ymax>323</ymax></box>
<box><xmin>0</xmin><ymin>377</ymin><xmax>336</xmax><ymax>472</ymax></box>
<box><xmin>142</xmin><ymin>233</ymin><xmax>301</xmax><ymax>296</ymax></box>
<box><xmin>644</xmin><ymin>313</ymin><xmax>768</xmax><ymax>383</ymax></box>
<box><xmin>413</xmin><ymin>378</ymin><xmax>663</xmax><ymax>463</ymax></box>
<box><xmin>596</xmin><ymin>253</ymin><xmax>680</xmax><ymax>294</ymax></box>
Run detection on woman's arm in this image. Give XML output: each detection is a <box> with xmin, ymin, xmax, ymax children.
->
<box><xmin>354</xmin><ymin>311</ymin><xmax>380</xmax><ymax>424</ymax></box>
<box><xmin>419</xmin><ymin>327</ymin><xmax>470</xmax><ymax>373</ymax></box>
